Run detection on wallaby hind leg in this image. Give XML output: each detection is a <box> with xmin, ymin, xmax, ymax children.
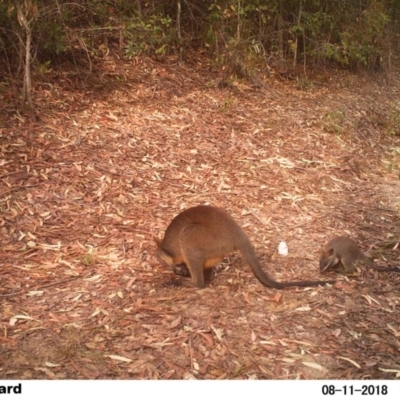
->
<box><xmin>204</xmin><ymin>268</ymin><xmax>215</xmax><ymax>282</ymax></box>
<box><xmin>187</xmin><ymin>261</ymin><xmax>205</xmax><ymax>288</ymax></box>
<box><xmin>174</xmin><ymin>263</ymin><xmax>214</xmax><ymax>283</ymax></box>
<box><xmin>179</xmin><ymin>226</ymin><xmax>210</xmax><ymax>288</ymax></box>
<box><xmin>180</xmin><ymin>249</ymin><xmax>206</xmax><ymax>288</ymax></box>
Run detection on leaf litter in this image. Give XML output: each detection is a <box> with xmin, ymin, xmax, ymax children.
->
<box><xmin>1</xmin><ymin>56</ymin><xmax>400</xmax><ymax>379</ymax></box>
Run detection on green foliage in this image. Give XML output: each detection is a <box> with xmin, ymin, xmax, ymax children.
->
<box><xmin>200</xmin><ymin>0</ymin><xmax>396</xmax><ymax>76</ymax></box>
<box><xmin>364</xmin><ymin>103</ymin><xmax>400</xmax><ymax>136</ymax></box>
<box><xmin>0</xmin><ymin>0</ymin><xmax>399</xmax><ymax>83</ymax></box>
<box><xmin>220</xmin><ymin>95</ymin><xmax>233</xmax><ymax>113</ymax></box>
<box><xmin>37</xmin><ymin>60</ymin><xmax>51</xmax><ymax>74</ymax></box>
<box><xmin>295</xmin><ymin>77</ymin><xmax>314</xmax><ymax>91</ymax></box>
<box><xmin>297</xmin><ymin>1</ymin><xmax>390</xmax><ymax>69</ymax></box>
<box><xmin>80</xmin><ymin>252</ymin><xmax>95</xmax><ymax>266</ymax></box>
<box><xmin>338</xmin><ymin>3</ymin><xmax>389</xmax><ymax>69</ymax></box>
<box><xmin>125</xmin><ymin>14</ymin><xmax>174</xmax><ymax>58</ymax></box>
<box><xmin>204</xmin><ymin>1</ymin><xmax>274</xmax><ymax>80</ymax></box>
<box><xmin>321</xmin><ymin>110</ymin><xmax>347</xmax><ymax>134</ymax></box>
<box><xmin>385</xmin><ymin>146</ymin><xmax>400</xmax><ymax>179</ymax></box>
<box><xmin>41</xmin><ymin>22</ymin><xmax>67</xmax><ymax>57</ymax></box>
<box><xmin>384</xmin><ymin>104</ymin><xmax>400</xmax><ymax>136</ymax></box>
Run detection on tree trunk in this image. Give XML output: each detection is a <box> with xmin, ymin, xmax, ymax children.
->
<box><xmin>14</xmin><ymin>0</ymin><xmax>38</xmax><ymax>111</ymax></box>
<box><xmin>176</xmin><ymin>0</ymin><xmax>183</xmax><ymax>62</ymax></box>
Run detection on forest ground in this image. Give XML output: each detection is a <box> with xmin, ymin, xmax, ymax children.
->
<box><xmin>1</xmin><ymin>54</ymin><xmax>400</xmax><ymax>379</ymax></box>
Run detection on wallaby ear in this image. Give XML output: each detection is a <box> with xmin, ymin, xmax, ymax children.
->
<box><xmin>153</xmin><ymin>236</ymin><xmax>162</xmax><ymax>247</ymax></box>
<box><xmin>326</xmin><ymin>248</ymin><xmax>334</xmax><ymax>257</ymax></box>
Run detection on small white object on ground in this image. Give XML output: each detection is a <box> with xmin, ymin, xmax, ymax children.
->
<box><xmin>278</xmin><ymin>241</ymin><xmax>289</xmax><ymax>256</ymax></box>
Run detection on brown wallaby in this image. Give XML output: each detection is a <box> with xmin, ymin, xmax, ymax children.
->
<box><xmin>319</xmin><ymin>236</ymin><xmax>400</xmax><ymax>275</ymax></box>
<box><xmin>155</xmin><ymin>205</ymin><xmax>335</xmax><ymax>289</ymax></box>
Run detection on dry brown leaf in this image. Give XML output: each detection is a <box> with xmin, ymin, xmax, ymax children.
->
<box><xmin>105</xmin><ymin>355</ymin><xmax>133</xmax><ymax>363</ymax></box>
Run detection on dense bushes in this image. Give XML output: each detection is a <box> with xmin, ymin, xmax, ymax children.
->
<box><xmin>1</xmin><ymin>0</ymin><xmax>399</xmax><ymax>96</ymax></box>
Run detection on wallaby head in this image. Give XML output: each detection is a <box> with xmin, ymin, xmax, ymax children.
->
<box><xmin>319</xmin><ymin>247</ymin><xmax>341</xmax><ymax>272</ymax></box>
<box><xmin>154</xmin><ymin>237</ymin><xmax>175</xmax><ymax>267</ymax></box>
<box><xmin>156</xmin><ymin>205</ymin><xmax>335</xmax><ymax>289</ymax></box>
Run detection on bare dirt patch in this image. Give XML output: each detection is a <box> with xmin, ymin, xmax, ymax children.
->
<box><xmin>1</xmin><ymin>57</ymin><xmax>400</xmax><ymax>379</ymax></box>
